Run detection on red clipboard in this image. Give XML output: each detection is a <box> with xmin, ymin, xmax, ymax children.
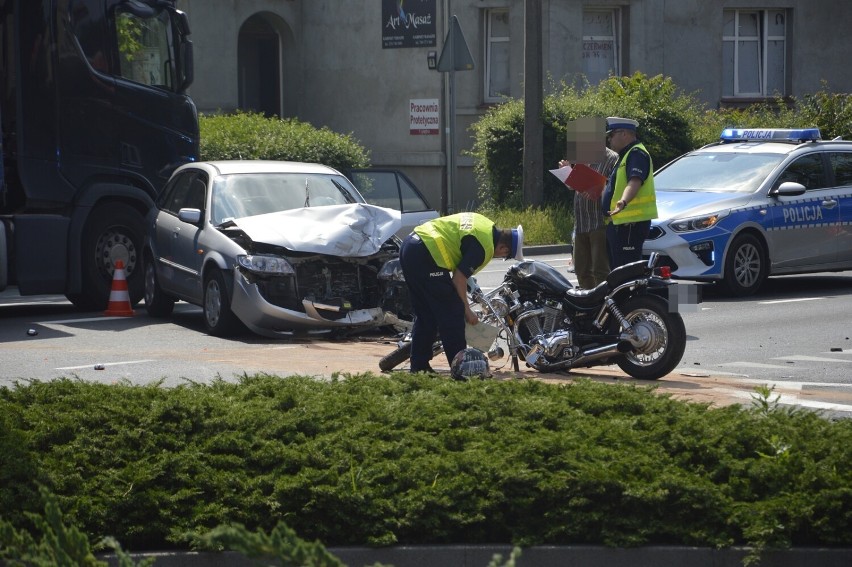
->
<box><xmin>565</xmin><ymin>163</ymin><xmax>607</xmax><ymax>200</ymax></box>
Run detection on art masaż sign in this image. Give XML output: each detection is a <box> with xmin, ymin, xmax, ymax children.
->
<box><xmin>382</xmin><ymin>0</ymin><xmax>436</xmax><ymax>48</ymax></box>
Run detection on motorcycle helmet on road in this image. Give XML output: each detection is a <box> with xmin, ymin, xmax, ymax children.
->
<box><xmin>450</xmin><ymin>348</ymin><xmax>491</xmax><ymax>381</ymax></box>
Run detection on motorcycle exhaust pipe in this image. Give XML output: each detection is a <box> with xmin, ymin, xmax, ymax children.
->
<box><xmin>571</xmin><ymin>343</ymin><xmax>624</xmax><ymax>367</ymax></box>
<box><xmin>527</xmin><ymin>342</ymin><xmax>624</xmax><ymax>371</ymax></box>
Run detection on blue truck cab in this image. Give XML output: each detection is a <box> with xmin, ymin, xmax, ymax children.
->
<box><xmin>0</xmin><ymin>0</ymin><xmax>198</xmax><ymax>308</ymax></box>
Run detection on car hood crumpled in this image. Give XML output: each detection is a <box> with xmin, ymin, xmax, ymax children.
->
<box><xmin>231</xmin><ymin>203</ymin><xmax>402</xmax><ymax>257</ymax></box>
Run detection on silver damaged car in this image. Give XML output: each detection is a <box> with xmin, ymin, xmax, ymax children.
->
<box><xmin>143</xmin><ymin>161</ymin><xmax>411</xmax><ymax>337</ymax></box>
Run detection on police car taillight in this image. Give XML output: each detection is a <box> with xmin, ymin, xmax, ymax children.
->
<box><xmin>720</xmin><ymin>128</ymin><xmax>821</xmax><ymax>143</ymax></box>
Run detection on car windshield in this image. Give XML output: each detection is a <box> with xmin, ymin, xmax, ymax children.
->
<box><xmin>655</xmin><ymin>152</ymin><xmax>784</xmax><ymax>193</ymax></box>
<box><xmin>210</xmin><ymin>173</ymin><xmax>359</xmax><ymax>225</ymax></box>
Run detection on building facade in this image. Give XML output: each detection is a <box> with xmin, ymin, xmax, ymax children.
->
<box><xmin>178</xmin><ymin>0</ymin><xmax>852</xmax><ymax>213</ymax></box>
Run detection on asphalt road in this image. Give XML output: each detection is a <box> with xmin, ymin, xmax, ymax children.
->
<box><xmin>2</xmin><ymin>249</ymin><xmax>852</xmax><ymax>417</ymax></box>
<box><xmin>476</xmin><ymin>251</ymin><xmax>852</xmax><ymax>384</ymax></box>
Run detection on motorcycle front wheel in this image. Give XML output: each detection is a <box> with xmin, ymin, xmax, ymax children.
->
<box><xmin>379</xmin><ymin>343</ymin><xmax>413</xmax><ymax>371</ymax></box>
<box><xmin>379</xmin><ymin>340</ymin><xmax>445</xmax><ymax>372</ymax></box>
<box><xmin>609</xmin><ymin>294</ymin><xmax>686</xmax><ymax>380</ymax></box>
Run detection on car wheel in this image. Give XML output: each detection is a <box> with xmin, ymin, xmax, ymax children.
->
<box><xmin>722</xmin><ymin>233</ymin><xmax>766</xmax><ymax>296</ymax></box>
<box><xmin>143</xmin><ymin>254</ymin><xmax>175</xmax><ymax>317</ymax></box>
<box><xmin>203</xmin><ymin>268</ymin><xmax>244</xmax><ymax>337</ymax></box>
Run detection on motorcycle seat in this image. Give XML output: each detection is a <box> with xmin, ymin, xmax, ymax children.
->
<box><xmin>606</xmin><ymin>260</ymin><xmax>648</xmax><ymax>287</ymax></box>
<box><xmin>564</xmin><ymin>283</ymin><xmax>611</xmax><ymax>309</ymax></box>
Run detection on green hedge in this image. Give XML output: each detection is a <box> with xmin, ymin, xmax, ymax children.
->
<box><xmin>199</xmin><ymin>111</ymin><xmax>371</xmax><ymax>172</ymax></box>
<box><xmin>2</xmin><ymin>375</ymin><xmax>852</xmax><ymax>559</ymax></box>
<box><xmin>470</xmin><ymin>73</ymin><xmax>852</xmax><ymax>209</ymax></box>
<box><xmin>470</xmin><ymin>73</ymin><xmax>705</xmax><ymax>209</ymax></box>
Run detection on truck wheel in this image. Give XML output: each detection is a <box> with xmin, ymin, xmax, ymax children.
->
<box><xmin>68</xmin><ymin>203</ymin><xmax>145</xmax><ymax>311</ymax></box>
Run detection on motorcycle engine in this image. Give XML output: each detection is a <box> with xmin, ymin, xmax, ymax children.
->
<box><xmin>517</xmin><ymin>301</ymin><xmax>577</xmax><ymax>362</ymax></box>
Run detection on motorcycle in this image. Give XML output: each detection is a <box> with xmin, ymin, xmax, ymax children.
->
<box><xmin>379</xmin><ymin>253</ymin><xmax>691</xmax><ymax>380</ymax></box>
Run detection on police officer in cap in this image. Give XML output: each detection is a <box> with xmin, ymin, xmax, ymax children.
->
<box><xmin>399</xmin><ymin>212</ymin><xmax>523</xmax><ymax>373</ymax></box>
<box><xmin>602</xmin><ymin>116</ymin><xmax>658</xmax><ymax>268</ymax></box>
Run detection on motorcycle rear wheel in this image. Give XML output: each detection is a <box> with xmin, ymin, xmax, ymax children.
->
<box><xmin>610</xmin><ymin>294</ymin><xmax>686</xmax><ymax>380</ymax></box>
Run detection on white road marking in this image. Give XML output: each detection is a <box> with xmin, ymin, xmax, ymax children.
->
<box><xmin>772</xmin><ymin>355</ymin><xmax>852</xmax><ymax>363</ymax></box>
<box><xmin>712</xmin><ymin>378</ymin><xmax>852</xmax><ymax>414</ymax></box>
<box><xmin>759</xmin><ymin>297</ymin><xmax>825</xmax><ymax>305</ymax></box>
<box><xmin>45</xmin><ymin>316</ymin><xmax>134</xmax><ymax>324</ymax></box>
<box><xmin>717</xmin><ymin>361</ymin><xmax>793</xmax><ymax>369</ymax></box>
<box><xmin>56</xmin><ymin>360</ymin><xmax>155</xmax><ymax>371</ymax></box>
<box><xmin>676</xmin><ymin>368</ymin><xmax>748</xmax><ymax>377</ymax></box>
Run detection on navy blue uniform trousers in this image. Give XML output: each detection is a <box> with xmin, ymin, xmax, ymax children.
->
<box><xmin>399</xmin><ymin>234</ymin><xmax>466</xmax><ymax>371</ymax></box>
<box><xmin>606</xmin><ymin>220</ymin><xmax>651</xmax><ymax>268</ymax></box>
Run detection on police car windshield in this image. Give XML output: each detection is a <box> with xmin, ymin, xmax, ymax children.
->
<box><xmin>655</xmin><ymin>152</ymin><xmax>783</xmax><ymax>193</ymax></box>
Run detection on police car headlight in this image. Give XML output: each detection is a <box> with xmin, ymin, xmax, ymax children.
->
<box><xmin>669</xmin><ymin>210</ymin><xmax>729</xmax><ymax>233</ymax></box>
<box><xmin>237</xmin><ymin>254</ymin><xmax>295</xmax><ymax>275</ymax></box>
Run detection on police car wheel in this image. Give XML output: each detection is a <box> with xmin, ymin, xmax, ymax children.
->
<box><xmin>722</xmin><ymin>233</ymin><xmax>767</xmax><ymax>297</ymax></box>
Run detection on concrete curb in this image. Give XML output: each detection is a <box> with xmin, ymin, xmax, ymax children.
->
<box><xmin>524</xmin><ymin>243</ymin><xmax>571</xmax><ymax>256</ymax></box>
<box><xmin>100</xmin><ymin>545</ymin><xmax>852</xmax><ymax>567</ymax></box>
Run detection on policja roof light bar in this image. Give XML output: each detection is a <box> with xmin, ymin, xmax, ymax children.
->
<box><xmin>719</xmin><ymin>128</ymin><xmax>821</xmax><ymax>143</ymax></box>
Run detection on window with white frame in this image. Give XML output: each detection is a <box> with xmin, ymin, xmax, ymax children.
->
<box><xmin>722</xmin><ymin>9</ymin><xmax>786</xmax><ymax>97</ymax></box>
<box><xmin>484</xmin><ymin>9</ymin><xmax>510</xmax><ymax>102</ymax></box>
<box><xmin>582</xmin><ymin>8</ymin><xmax>619</xmax><ymax>86</ymax></box>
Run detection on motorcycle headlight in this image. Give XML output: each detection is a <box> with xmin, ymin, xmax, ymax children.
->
<box><xmin>237</xmin><ymin>254</ymin><xmax>295</xmax><ymax>275</ymax></box>
<box><xmin>669</xmin><ymin>210</ymin><xmax>729</xmax><ymax>233</ymax></box>
<box><xmin>378</xmin><ymin>258</ymin><xmax>405</xmax><ymax>282</ymax></box>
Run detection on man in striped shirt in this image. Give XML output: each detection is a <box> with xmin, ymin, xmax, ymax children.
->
<box><xmin>560</xmin><ymin>146</ymin><xmax>619</xmax><ymax>288</ymax></box>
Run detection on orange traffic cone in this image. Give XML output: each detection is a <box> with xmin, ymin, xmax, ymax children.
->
<box><xmin>104</xmin><ymin>259</ymin><xmax>135</xmax><ymax>317</ymax></box>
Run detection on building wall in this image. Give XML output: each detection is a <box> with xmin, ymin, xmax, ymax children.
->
<box><xmin>179</xmin><ymin>0</ymin><xmax>852</xmax><ymax>213</ymax></box>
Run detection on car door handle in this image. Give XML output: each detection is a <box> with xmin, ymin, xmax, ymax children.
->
<box><xmin>821</xmin><ymin>199</ymin><xmax>838</xmax><ymax>209</ymax></box>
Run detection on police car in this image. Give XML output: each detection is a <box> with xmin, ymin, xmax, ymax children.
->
<box><xmin>643</xmin><ymin>128</ymin><xmax>852</xmax><ymax>296</ymax></box>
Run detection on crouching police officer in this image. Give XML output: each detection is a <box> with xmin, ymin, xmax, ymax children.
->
<box><xmin>399</xmin><ymin>212</ymin><xmax>523</xmax><ymax>373</ymax></box>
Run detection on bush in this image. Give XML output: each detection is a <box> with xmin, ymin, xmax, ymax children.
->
<box><xmin>470</xmin><ymin>74</ymin><xmax>852</xmax><ymax>211</ymax></box>
<box><xmin>2</xmin><ymin>375</ymin><xmax>852</xmax><ymax>556</ymax></box>
<box><xmin>797</xmin><ymin>82</ymin><xmax>852</xmax><ymax>140</ymax></box>
<box><xmin>470</xmin><ymin>73</ymin><xmax>707</xmax><ymax>209</ymax></box>
<box><xmin>478</xmin><ymin>204</ymin><xmax>573</xmax><ymax>246</ymax></box>
<box><xmin>199</xmin><ymin>111</ymin><xmax>371</xmax><ymax>172</ymax></box>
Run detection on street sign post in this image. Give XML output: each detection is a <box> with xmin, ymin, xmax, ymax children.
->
<box><xmin>435</xmin><ymin>15</ymin><xmax>474</xmax><ymax>214</ymax></box>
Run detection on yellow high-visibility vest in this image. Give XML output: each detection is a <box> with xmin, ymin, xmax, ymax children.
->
<box><xmin>610</xmin><ymin>143</ymin><xmax>658</xmax><ymax>225</ymax></box>
<box><xmin>414</xmin><ymin>212</ymin><xmax>495</xmax><ymax>273</ymax></box>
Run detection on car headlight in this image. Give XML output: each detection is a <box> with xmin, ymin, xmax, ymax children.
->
<box><xmin>237</xmin><ymin>254</ymin><xmax>295</xmax><ymax>275</ymax></box>
<box><xmin>378</xmin><ymin>258</ymin><xmax>405</xmax><ymax>281</ymax></box>
<box><xmin>669</xmin><ymin>210</ymin><xmax>729</xmax><ymax>233</ymax></box>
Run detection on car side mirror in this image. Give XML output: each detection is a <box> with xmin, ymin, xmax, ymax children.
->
<box><xmin>769</xmin><ymin>181</ymin><xmax>806</xmax><ymax>198</ymax></box>
<box><xmin>178</xmin><ymin>208</ymin><xmax>202</xmax><ymax>224</ymax></box>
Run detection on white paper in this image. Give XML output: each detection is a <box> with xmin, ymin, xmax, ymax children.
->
<box><xmin>548</xmin><ymin>165</ymin><xmax>572</xmax><ymax>185</ymax></box>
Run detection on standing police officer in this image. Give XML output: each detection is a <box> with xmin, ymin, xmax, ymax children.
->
<box><xmin>602</xmin><ymin>116</ymin><xmax>658</xmax><ymax>268</ymax></box>
<box><xmin>399</xmin><ymin>212</ymin><xmax>523</xmax><ymax>373</ymax></box>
